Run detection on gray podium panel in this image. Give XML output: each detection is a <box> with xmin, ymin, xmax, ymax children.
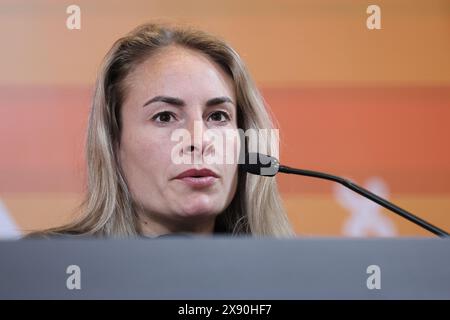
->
<box><xmin>0</xmin><ymin>237</ymin><xmax>449</xmax><ymax>299</ymax></box>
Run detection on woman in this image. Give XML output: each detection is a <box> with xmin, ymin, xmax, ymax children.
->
<box><xmin>34</xmin><ymin>22</ymin><xmax>293</xmax><ymax>238</ymax></box>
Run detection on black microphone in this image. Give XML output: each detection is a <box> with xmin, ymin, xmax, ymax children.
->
<box><xmin>239</xmin><ymin>152</ymin><xmax>449</xmax><ymax>238</ymax></box>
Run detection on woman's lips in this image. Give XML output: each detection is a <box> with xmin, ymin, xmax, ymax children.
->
<box><xmin>174</xmin><ymin>168</ymin><xmax>219</xmax><ymax>188</ymax></box>
<box><xmin>177</xmin><ymin>176</ymin><xmax>218</xmax><ymax>188</ymax></box>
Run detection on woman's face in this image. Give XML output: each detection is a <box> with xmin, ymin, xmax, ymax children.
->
<box><xmin>119</xmin><ymin>45</ymin><xmax>239</xmax><ymax>232</ymax></box>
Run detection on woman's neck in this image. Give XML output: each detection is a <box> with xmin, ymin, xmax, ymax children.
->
<box><xmin>137</xmin><ymin>211</ymin><xmax>216</xmax><ymax>237</ymax></box>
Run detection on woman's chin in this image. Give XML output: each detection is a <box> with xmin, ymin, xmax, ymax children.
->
<box><xmin>176</xmin><ymin>196</ymin><xmax>220</xmax><ymax>218</ymax></box>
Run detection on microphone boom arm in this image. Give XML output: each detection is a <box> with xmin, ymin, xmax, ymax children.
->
<box><xmin>278</xmin><ymin>165</ymin><xmax>449</xmax><ymax>238</ymax></box>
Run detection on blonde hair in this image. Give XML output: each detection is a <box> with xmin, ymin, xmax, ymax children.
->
<box><xmin>40</xmin><ymin>22</ymin><xmax>293</xmax><ymax>238</ymax></box>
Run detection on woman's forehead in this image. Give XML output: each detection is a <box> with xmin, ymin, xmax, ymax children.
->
<box><xmin>125</xmin><ymin>46</ymin><xmax>236</xmax><ymax>100</ymax></box>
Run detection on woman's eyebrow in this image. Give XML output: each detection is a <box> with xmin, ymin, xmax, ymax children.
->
<box><xmin>205</xmin><ymin>96</ymin><xmax>235</xmax><ymax>107</ymax></box>
<box><xmin>143</xmin><ymin>96</ymin><xmax>235</xmax><ymax>108</ymax></box>
<box><xmin>143</xmin><ymin>96</ymin><xmax>184</xmax><ymax>107</ymax></box>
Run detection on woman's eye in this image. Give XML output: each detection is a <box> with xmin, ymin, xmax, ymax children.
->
<box><xmin>152</xmin><ymin>111</ymin><xmax>176</xmax><ymax>123</ymax></box>
<box><xmin>208</xmin><ymin>111</ymin><xmax>230</xmax><ymax>122</ymax></box>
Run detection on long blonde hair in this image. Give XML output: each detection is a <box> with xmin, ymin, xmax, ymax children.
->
<box><xmin>42</xmin><ymin>22</ymin><xmax>293</xmax><ymax>238</ymax></box>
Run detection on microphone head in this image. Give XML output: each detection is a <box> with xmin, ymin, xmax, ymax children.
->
<box><xmin>239</xmin><ymin>153</ymin><xmax>280</xmax><ymax>176</ymax></box>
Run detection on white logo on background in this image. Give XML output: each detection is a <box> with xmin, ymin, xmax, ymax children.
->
<box><xmin>366</xmin><ymin>265</ymin><xmax>381</xmax><ymax>289</ymax></box>
<box><xmin>170</xmin><ymin>122</ymin><xmax>279</xmax><ymax>167</ymax></box>
<box><xmin>66</xmin><ymin>5</ymin><xmax>81</xmax><ymax>30</ymax></box>
<box><xmin>335</xmin><ymin>177</ymin><xmax>397</xmax><ymax>237</ymax></box>
<box><xmin>66</xmin><ymin>265</ymin><xmax>81</xmax><ymax>290</ymax></box>
<box><xmin>366</xmin><ymin>5</ymin><xmax>381</xmax><ymax>30</ymax></box>
<box><xmin>0</xmin><ymin>200</ymin><xmax>21</xmax><ymax>239</ymax></box>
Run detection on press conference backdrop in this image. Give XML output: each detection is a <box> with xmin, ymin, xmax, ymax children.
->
<box><xmin>1</xmin><ymin>0</ymin><xmax>449</xmax><ymax>238</ymax></box>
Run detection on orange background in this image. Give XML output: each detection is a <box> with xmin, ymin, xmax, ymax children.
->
<box><xmin>1</xmin><ymin>0</ymin><xmax>449</xmax><ymax>236</ymax></box>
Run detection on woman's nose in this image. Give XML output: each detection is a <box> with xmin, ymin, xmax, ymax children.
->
<box><xmin>183</xmin><ymin>118</ymin><xmax>213</xmax><ymax>157</ymax></box>
<box><xmin>184</xmin><ymin>143</ymin><xmax>200</xmax><ymax>154</ymax></box>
